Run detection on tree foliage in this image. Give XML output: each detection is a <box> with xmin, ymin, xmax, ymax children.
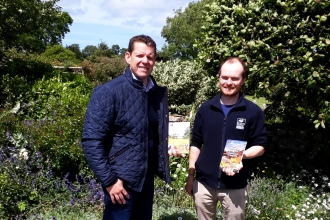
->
<box><xmin>82</xmin><ymin>42</ymin><xmax>125</xmax><ymax>59</ymax></box>
<box><xmin>82</xmin><ymin>45</ymin><xmax>98</xmax><ymax>58</ymax></box>
<box><xmin>66</xmin><ymin>44</ymin><xmax>83</xmax><ymax>60</ymax></box>
<box><xmin>40</xmin><ymin>44</ymin><xmax>77</xmax><ymax>65</ymax></box>
<box><xmin>0</xmin><ymin>0</ymin><xmax>73</xmax><ymax>53</ymax></box>
<box><xmin>196</xmin><ymin>0</ymin><xmax>330</xmax><ymax>128</ymax></box>
<box><xmin>160</xmin><ymin>0</ymin><xmax>214</xmax><ymax>60</ymax></box>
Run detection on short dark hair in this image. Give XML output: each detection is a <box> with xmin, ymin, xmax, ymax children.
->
<box><xmin>218</xmin><ymin>57</ymin><xmax>248</xmax><ymax>79</ymax></box>
<box><xmin>127</xmin><ymin>35</ymin><xmax>157</xmax><ymax>54</ymax></box>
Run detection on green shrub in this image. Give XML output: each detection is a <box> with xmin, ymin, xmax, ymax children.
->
<box><xmin>39</xmin><ymin>44</ymin><xmax>78</xmax><ymax>65</ymax></box>
<box><xmin>0</xmin><ymin>52</ymin><xmax>54</xmax><ymax>109</ymax></box>
<box><xmin>83</xmin><ymin>56</ymin><xmax>127</xmax><ymax>86</ymax></box>
<box><xmin>153</xmin><ymin>60</ymin><xmax>218</xmax><ymax>116</ymax></box>
<box><xmin>0</xmin><ymin>72</ymin><xmax>93</xmax><ymax>176</ymax></box>
<box><xmin>195</xmin><ymin>0</ymin><xmax>330</xmax><ymax>128</ymax></box>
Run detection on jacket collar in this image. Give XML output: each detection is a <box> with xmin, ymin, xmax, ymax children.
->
<box><xmin>123</xmin><ymin>67</ymin><xmax>158</xmax><ymax>91</ymax></box>
<box><xmin>210</xmin><ymin>92</ymin><xmax>246</xmax><ymax>110</ymax></box>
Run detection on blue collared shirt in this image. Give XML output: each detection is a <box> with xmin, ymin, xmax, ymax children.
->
<box><xmin>131</xmin><ymin>70</ymin><xmax>154</xmax><ymax>92</ymax></box>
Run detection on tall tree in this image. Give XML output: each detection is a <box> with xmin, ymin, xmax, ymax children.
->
<box><xmin>0</xmin><ymin>0</ymin><xmax>73</xmax><ymax>53</ymax></box>
<box><xmin>196</xmin><ymin>0</ymin><xmax>330</xmax><ymax>127</ymax></box>
<box><xmin>111</xmin><ymin>44</ymin><xmax>120</xmax><ymax>55</ymax></box>
<box><xmin>66</xmin><ymin>44</ymin><xmax>83</xmax><ymax>60</ymax></box>
<box><xmin>94</xmin><ymin>41</ymin><xmax>114</xmax><ymax>58</ymax></box>
<box><xmin>160</xmin><ymin>0</ymin><xmax>214</xmax><ymax>60</ymax></box>
<box><xmin>82</xmin><ymin>45</ymin><xmax>98</xmax><ymax>58</ymax></box>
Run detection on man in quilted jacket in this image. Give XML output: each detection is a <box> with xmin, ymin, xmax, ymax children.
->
<box><xmin>82</xmin><ymin>35</ymin><xmax>172</xmax><ymax>219</ymax></box>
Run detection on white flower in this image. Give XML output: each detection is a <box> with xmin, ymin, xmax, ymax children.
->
<box><xmin>314</xmin><ymin>183</ymin><xmax>318</xmax><ymax>187</ymax></box>
<box><xmin>182</xmin><ymin>168</ymin><xmax>186</xmax><ymax>172</ymax></box>
<box><xmin>292</xmin><ymin>205</ymin><xmax>297</xmax><ymax>210</ymax></box>
<box><xmin>19</xmin><ymin>148</ymin><xmax>28</xmax><ymax>160</ymax></box>
<box><xmin>18</xmin><ymin>9</ymin><xmax>23</xmax><ymax>13</ymax></box>
<box><xmin>315</xmin><ymin>169</ymin><xmax>319</xmax><ymax>173</ymax></box>
<box><xmin>248</xmin><ymin>205</ymin><xmax>260</xmax><ymax>215</ymax></box>
<box><xmin>177</xmin><ymin>164</ymin><xmax>181</xmax><ymax>168</ymax></box>
<box><xmin>173</xmin><ymin>174</ymin><xmax>177</xmax><ymax>178</ymax></box>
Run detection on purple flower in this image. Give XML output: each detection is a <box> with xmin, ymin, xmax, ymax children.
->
<box><xmin>32</xmin><ymin>178</ymin><xmax>37</xmax><ymax>188</ymax></box>
<box><xmin>6</xmin><ymin>131</ymin><xmax>13</xmax><ymax>140</ymax></box>
<box><xmin>93</xmin><ymin>192</ymin><xmax>101</xmax><ymax>200</ymax></box>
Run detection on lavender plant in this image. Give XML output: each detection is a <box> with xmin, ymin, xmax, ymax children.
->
<box><xmin>0</xmin><ymin>132</ymin><xmax>103</xmax><ymax>219</ymax></box>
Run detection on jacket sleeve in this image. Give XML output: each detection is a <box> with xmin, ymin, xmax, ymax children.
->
<box><xmin>248</xmin><ymin>107</ymin><xmax>267</xmax><ymax>148</ymax></box>
<box><xmin>81</xmin><ymin>86</ymin><xmax>118</xmax><ymax>188</ymax></box>
<box><xmin>191</xmin><ymin>108</ymin><xmax>204</xmax><ymax>149</ymax></box>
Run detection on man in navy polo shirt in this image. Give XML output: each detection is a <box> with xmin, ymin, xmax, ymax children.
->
<box><xmin>185</xmin><ymin>57</ymin><xmax>267</xmax><ymax>220</ymax></box>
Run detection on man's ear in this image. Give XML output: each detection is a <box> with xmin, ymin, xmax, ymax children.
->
<box><xmin>125</xmin><ymin>52</ymin><xmax>131</xmax><ymax>65</ymax></box>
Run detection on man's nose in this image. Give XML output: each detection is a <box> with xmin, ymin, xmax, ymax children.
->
<box><xmin>142</xmin><ymin>56</ymin><xmax>148</xmax><ymax>63</ymax></box>
<box><xmin>227</xmin><ymin>78</ymin><xmax>232</xmax><ymax>84</ymax></box>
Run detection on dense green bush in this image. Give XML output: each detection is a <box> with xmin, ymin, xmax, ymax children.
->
<box><xmin>39</xmin><ymin>44</ymin><xmax>78</xmax><ymax>65</ymax></box>
<box><xmin>83</xmin><ymin>56</ymin><xmax>127</xmax><ymax>86</ymax></box>
<box><xmin>0</xmin><ymin>52</ymin><xmax>54</xmax><ymax>109</ymax></box>
<box><xmin>153</xmin><ymin>60</ymin><xmax>218</xmax><ymax>116</ymax></box>
<box><xmin>196</xmin><ymin>0</ymin><xmax>330</xmax><ymax>128</ymax></box>
<box><xmin>0</xmin><ymin>70</ymin><xmax>93</xmax><ymax>176</ymax></box>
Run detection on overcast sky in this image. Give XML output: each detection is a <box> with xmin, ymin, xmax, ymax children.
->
<box><xmin>57</xmin><ymin>0</ymin><xmax>194</xmax><ymax>51</ymax></box>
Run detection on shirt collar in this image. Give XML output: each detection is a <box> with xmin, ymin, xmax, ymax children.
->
<box><xmin>131</xmin><ymin>70</ymin><xmax>154</xmax><ymax>92</ymax></box>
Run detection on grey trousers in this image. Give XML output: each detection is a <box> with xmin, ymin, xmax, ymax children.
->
<box><xmin>193</xmin><ymin>180</ymin><xmax>246</xmax><ymax>220</ymax></box>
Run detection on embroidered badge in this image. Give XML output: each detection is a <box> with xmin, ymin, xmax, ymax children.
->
<box><xmin>236</xmin><ymin>118</ymin><xmax>246</xmax><ymax>130</ymax></box>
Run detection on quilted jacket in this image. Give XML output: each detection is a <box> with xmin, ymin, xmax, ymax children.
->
<box><xmin>82</xmin><ymin>67</ymin><xmax>171</xmax><ymax>192</ymax></box>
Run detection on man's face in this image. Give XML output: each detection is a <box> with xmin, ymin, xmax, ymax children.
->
<box><xmin>125</xmin><ymin>42</ymin><xmax>156</xmax><ymax>82</ymax></box>
<box><xmin>219</xmin><ymin>61</ymin><xmax>245</xmax><ymax>97</ymax></box>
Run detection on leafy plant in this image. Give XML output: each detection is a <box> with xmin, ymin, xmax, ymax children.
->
<box><xmin>84</xmin><ymin>56</ymin><xmax>127</xmax><ymax>86</ymax></box>
<box><xmin>153</xmin><ymin>60</ymin><xmax>218</xmax><ymax>116</ymax></box>
<box><xmin>0</xmin><ymin>135</ymin><xmax>103</xmax><ymax>219</ymax></box>
<box><xmin>196</xmin><ymin>0</ymin><xmax>330</xmax><ymax>128</ymax></box>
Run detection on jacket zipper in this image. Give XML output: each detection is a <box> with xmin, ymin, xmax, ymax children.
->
<box><xmin>218</xmin><ymin>116</ymin><xmax>227</xmax><ymax>188</ymax></box>
<box><xmin>109</xmin><ymin>145</ymin><xmax>131</xmax><ymax>161</ymax></box>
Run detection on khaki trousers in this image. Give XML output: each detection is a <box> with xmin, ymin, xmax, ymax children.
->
<box><xmin>193</xmin><ymin>180</ymin><xmax>246</xmax><ymax>220</ymax></box>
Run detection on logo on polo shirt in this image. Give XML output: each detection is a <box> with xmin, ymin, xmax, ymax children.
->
<box><xmin>236</xmin><ymin>118</ymin><xmax>246</xmax><ymax>130</ymax></box>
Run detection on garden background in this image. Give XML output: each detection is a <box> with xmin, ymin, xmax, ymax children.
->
<box><xmin>0</xmin><ymin>0</ymin><xmax>329</xmax><ymax>219</ymax></box>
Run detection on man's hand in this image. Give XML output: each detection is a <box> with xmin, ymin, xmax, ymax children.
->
<box><xmin>222</xmin><ymin>162</ymin><xmax>243</xmax><ymax>176</ymax></box>
<box><xmin>106</xmin><ymin>179</ymin><xmax>130</xmax><ymax>204</ymax></box>
<box><xmin>168</xmin><ymin>148</ymin><xmax>186</xmax><ymax>157</ymax></box>
<box><xmin>185</xmin><ymin>175</ymin><xmax>194</xmax><ymax>196</ymax></box>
